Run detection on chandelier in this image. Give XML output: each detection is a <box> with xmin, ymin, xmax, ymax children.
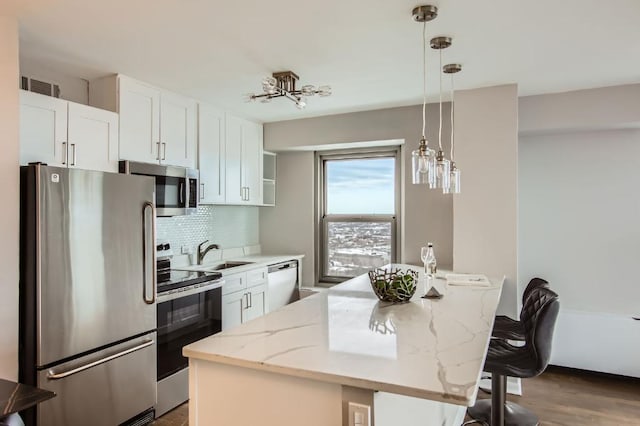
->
<box><xmin>245</xmin><ymin>71</ymin><xmax>332</xmax><ymax>110</ymax></box>
<box><xmin>410</xmin><ymin>5</ymin><xmax>462</xmax><ymax>194</ymax></box>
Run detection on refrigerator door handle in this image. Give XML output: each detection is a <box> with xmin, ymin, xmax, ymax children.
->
<box><xmin>46</xmin><ymin>339</ymin><xmax>154</xmax><ymax>380</ymax></box>
<box><xmin>142</xmin><ymin>201</ymin><xmax>156</xmax><ymax>305</ymax></box>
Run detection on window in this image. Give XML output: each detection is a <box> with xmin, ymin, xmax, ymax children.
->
<box><xmin>317</xmin><ymin>149</ymin><xmax>399</xmax><ymax>283</ymax></box>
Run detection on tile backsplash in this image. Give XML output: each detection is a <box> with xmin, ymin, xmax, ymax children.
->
<box><xmin>156</xmin><ymin>205</ymin><xmax>259</xmax><ymax>255</ymax></box>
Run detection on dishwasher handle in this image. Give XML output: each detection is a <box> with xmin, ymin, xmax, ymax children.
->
<box><xmin>268</xmin><ymin>261</ymin><xmax>298</xmax><ymax>274</ymax></box>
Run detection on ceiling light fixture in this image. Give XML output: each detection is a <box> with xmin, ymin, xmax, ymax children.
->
<box><xmin>431</xmin><ymin>36</ymin><xmax>452</xmax><ymax>191</ymax></box>
<box><xmin>411</xmin><ymin>5</ymin><xmax>438</xmax><ymax>185</ymax></box>
<box><xmin>245</xmin><ymin>71</ymin><xmax>331</xmax><ymax>110</ymax></box>
<box><xmin>443</xmin><ymin>63</ymin><xmax>462</xmax><ymax>194</ymax></box>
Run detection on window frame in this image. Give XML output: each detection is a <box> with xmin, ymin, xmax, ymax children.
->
<box><xmin>315</xmin><ymin>148</ymin><xmax>401</xmax><ymax>284</ymax></box>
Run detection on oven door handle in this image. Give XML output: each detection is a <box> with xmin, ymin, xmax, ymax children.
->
<box><xmin>47</xmin><ymin>339</ymin><xmax>154</xmax><ymax>380</ymax></box>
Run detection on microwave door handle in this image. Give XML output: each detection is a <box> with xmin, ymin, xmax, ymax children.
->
<box><xmin>142</xmin><ymin>201</ymin><xmax>156</xmax><ymax>305</ymax></box>
<box><xmin>179</xmin><ymin>181</ymin><xmax>185</xmax><ymax>206</ymax></box>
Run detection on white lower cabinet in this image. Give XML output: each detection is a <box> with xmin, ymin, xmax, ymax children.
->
<box><xmin>221</xmin><ymin>268</ymin><xmax>268</xmax><ymax>331</ymax></box>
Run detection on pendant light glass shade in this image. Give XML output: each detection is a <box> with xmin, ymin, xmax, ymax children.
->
<box><xmin>430</xmin><ymin>150</ymin><xmax>450</xmax><ymax>190</ymax></box>
<box><xmin>443</xmin><ymin>63</ymin><xmax>462</xmax><ymax>195</ymax></box>
<box><xmin>444</xmin><ymin>163</ymin><xmax>460</xmax><ymax>194</ymax></box>
<box><xmin>412</xmin><ymin>139</ymin><xmax>435</xmax><ymax>184</ymax></box>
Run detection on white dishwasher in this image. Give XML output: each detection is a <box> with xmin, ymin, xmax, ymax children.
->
<box><xmin>268</xmin><ymin>260</ymin><xmax>299</xmax><ymax>311</ymax></box>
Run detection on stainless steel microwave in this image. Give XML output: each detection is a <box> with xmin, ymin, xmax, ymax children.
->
<box><xmin>119</xmin><ymin>161</ymin><xmax>199</xmax><ymax>216</ymax></box>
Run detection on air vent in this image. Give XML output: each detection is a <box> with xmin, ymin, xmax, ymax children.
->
<box><xmin>20</xmin><ymin>76</ymin><xmax>61</xmax><ymax>98</ymax></box>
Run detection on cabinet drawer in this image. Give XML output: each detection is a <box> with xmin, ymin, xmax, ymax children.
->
<box><xmin>247</xmin><ymin>268</ymin><xmax>267</xmax><ymax>288</ymax></box>
<box><xmin>222</xmin><ymin>272</ymin><xmax>245</xmax><ymax>295</ymax></box>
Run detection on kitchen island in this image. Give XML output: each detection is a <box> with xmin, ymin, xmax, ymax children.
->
<box><xmin>183</xmin><ymin>265</ymin><xmax>503</xmax><ymax>426</ymax></box>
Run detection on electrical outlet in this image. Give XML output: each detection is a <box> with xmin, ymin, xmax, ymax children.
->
<box><xmin>181</xmin><ymin>245</ymin><xmax>192</xmax><ymax>255</ymax></box>
<box><xmin>348</xmin><ymin>402</ymin><xmax>370</xmax><ymax>426</ymax></box>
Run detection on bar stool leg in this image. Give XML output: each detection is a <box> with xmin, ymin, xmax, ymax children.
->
<box><xmin>491</xmin><ymin>374</ymin><xmax>506</xmax><ymax>426</ymax></box>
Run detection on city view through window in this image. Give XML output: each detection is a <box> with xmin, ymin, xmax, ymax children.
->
<box><xmin>324</xmin><ymin>157</ymin><xmax>396</xmax><ymax>278</ymax></box>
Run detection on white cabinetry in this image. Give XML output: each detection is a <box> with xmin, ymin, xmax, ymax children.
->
<box><xmin>221</xmin><ymin>268</ymin><xmax>268</xmax><ymax>331</ymax></box>
<box><xmin>224</xmin><ymin>114</ymin><xmax>263</xmax><ymax>205</ymax></box>
<box><xmin>20</xmin><ymin>90</ymin><xmax>118</xmax><ymax>172</ymax></box>
<box><xmin>90</xmin><ymin>75</ymin><xmax>196</xmax><ymax>168</ymax></box>
<box><xmin>198</xmin><ymin>104</ymin><xmax>226</xmax><ymax>203</ymax></box>
<box><xmin>262</xmin><ymin>151</ymin><xmax>276</xmax><ymax>206</ymax></box>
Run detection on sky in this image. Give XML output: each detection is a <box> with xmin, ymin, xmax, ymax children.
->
<box><xmin>326</xmin><ymin>158</ymin><xmax>395</xmax><ymax>215</ymax></box>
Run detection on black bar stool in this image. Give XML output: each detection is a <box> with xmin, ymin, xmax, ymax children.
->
<box><xmin>467</xmin><ymin>287</ymin><xmax>559</xmax><ymax>426</ymax></box>
<box><xmin>492</xmin><ymin>278</ymin><xmax>549</xmax><ymax>341</ymax></box>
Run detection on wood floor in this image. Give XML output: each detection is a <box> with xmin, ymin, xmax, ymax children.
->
<box><xmin>153</xmin><ymin>367</ymin><xmax>640</xmax><ymax>425</ymax></box>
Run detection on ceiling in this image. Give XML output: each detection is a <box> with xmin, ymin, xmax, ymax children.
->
<box><xmin>14</xmin><ymin>0</ymin><xmax>640</xmax><ymax>123</ymax></box>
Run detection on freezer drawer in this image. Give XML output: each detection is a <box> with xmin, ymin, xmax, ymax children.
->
<box><xmin>36</xmin><ymin>333</ymin><xmax>156</xmax><ymax>426</ymax></box>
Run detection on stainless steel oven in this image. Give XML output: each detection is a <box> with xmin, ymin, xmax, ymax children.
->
<box><xmin>156</xmin><ymin>272</ymin><xmax>223</xmax><ymax>416</ymax></box>
<box><xmin>120</xmin><ymin>160</ymin><xmax>199</xmax><ymax>216</ymax></box>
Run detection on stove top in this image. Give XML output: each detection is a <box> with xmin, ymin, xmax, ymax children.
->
<box><xmin>157</xmin><ymin>269</ymin><xmax>222</xmax><ymax>294</ymax></box>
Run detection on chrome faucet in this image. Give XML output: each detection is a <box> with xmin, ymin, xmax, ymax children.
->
<box><xmin>197</xmin><ymin>240</ymin><xmax>220</xmax><ymax>265</ymax></box>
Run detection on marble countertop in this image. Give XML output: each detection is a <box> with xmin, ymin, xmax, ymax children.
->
<box><xmin>0</xmin><ymin>378</ymin><xmax>55</xmax><ymax>416</ymax></box>
<box><xmin>183</xmin><ymin>265</ymin><xmax>503</xmax><ymax>406</ymax></box>
<box><xmin>174</xmin><ymin>254</ymin><xmax>304</xmax><ymax>276</ymax></box>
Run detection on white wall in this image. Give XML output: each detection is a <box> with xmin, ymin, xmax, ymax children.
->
<box><xmin>0</xmin><ymin>15</ymin><xmax>19</xmax><ymax>380</ymax></box>
<box><xmin>19</xmin><ymin>55</ymin><xmax>89</xmax><ymax>105</ymax></box>
<box><xmin>519</xmin><ymin>84</ymin><xmax>640</xmax><ymax>134</ymax></box>
<box><xmin>260</xmin><ymin>152</ymin><xmax>315</xmax><ymax>286</ymax></box>
<box><xmin>518</xmin><ymin>84</ymin><xmax>640</xmax><ymax>376</ymax></box>
<box><xmin>262</xmin><ymin>104</ymin><xmax>454</xmax><ymax>285</ymax></box>
<box><xmin>520</xmin><ymin>129</ymin><xmax>640</xmax><ymax>315</ymax></box>
<box><xmin>453</xmin><ymin>85</ymin><xmax>519</xmax><ymax>317</ymax></box>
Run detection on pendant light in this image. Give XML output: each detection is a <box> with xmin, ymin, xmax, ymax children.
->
<box><xmin>411</xmin><ymin>5</ymin><xmax>438</xmax><ymax>185</ymax></box>
<box><xmin>430</xmin><ymin>36</ymin><xmax>452</xmax><ymax>191</ymax></box>
<box><xmin>443</xmin><ymin>63</ymin><xmax>462</xmax><ymax>194</ymax></box>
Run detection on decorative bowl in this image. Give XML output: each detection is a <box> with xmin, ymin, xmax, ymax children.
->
<box><xmin>368</xmin><ymin>268</ymin><xmax>418</xmax><ymax>303</ymax></box>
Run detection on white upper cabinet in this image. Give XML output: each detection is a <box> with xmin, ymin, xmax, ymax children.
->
<box><xmin>223</xmin><ymin>114</ymin><xmax>263</xmax><ymax>205</ymax></box>
<box><xmin>242</xmin><ymin>121</ymin><xmax>263</xmax><ymax>205</ymax></box>
<box><xmin>117</xmin><ymin>76</ymin><xmax>160</xmax><ymax>164</ymax></box>
<box><xmin>67</xmin><ymin>103</ymin><xmax>119</xmax><ymax>172</ymax></box>
<box><xmin>19</xmin><ymin>90</ymin><xmax>68</xmax><ymax>167</ymax></box>
<box><xmin>160</xmin><ymin>91</ymin><xmax>196</xmax><ymax>168</ymax></box>
<box><xmin>90</xmin><ymin>74</ymin><xmax>197</xmax><ymax>168</ymax></box>
<box><xmin>198</xmin><ymin>104</ymin><xmax>226</xmax><ymax>204</ymax></box>
<box><xmin>20</xmin><ymin>91</ymin><xmax>119</xmax><ymax>172</ymax></box>
<box><xmin>224</xmin><ymin>114</ymin><xmax>244</xmax><ymax>204</ymax></box>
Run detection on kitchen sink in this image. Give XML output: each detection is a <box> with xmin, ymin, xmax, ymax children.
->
<box><xmin>209</xmin><ymin>261</ymin><xmax>254</xmax><ymax>271</ymax></box>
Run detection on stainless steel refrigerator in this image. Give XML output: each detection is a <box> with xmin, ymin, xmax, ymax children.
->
<box><xmin>20</xmin><ymin>164</ymin><xmax>157</xmax><ymax>426</ymax></box>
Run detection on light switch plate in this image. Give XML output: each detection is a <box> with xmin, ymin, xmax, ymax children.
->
<box><xmin>348</xmin><ymin>402</ymin><xmax>370</xmax><ymax>426</ymax></box>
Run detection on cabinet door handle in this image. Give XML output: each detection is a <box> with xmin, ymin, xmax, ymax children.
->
<box><xmin>156</xmin><ymin>142</ymin><xmax>161</xmax><ymax>160</ymax></box>
<box><xmin>162</xmin><ymin>143</ymin><xmax>167</xmax><ymax>161</ymax></box>
<box><xmin>249</xmin><ymin>292</ymin><xmax>253</xmax><ymax>308</ymax></box>
<box><xmin>243</xmin><ymin>293</ymin><xmax>249</xmax><ymax>310</ymax></box>
<box><xmin>70</xmin><ymin>143</ymin><xmax>77</xmax><ymax>166</ymax></box>
<box><xmin>200</xmin><ymin>183</ymin><xmax>205</xmax><ymax>200</ymax></box>
<box><xmin>247</xmin><ymin>187</ymin><xmax>250</xmax><ymax>202</ymax></box>
<box><xmin>62</xmin><ymin>142</ymin><xmax>68</xmax><ymax>165</ymax></box>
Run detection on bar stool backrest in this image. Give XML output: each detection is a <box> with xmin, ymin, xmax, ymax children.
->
<box><xmin>522</xmin><ymin>287</ymin><xmax>560</xmax><ymax>376</ymax></box>
<box><xmin>521</xmin><ymin>277</ymin><xmax>549</xmax><ymax>306</ymax></box>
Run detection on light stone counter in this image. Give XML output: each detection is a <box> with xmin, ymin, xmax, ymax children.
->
<box><xmin>185</xmin><ymin>265</ymin><xmax>503</xmax><ymax>424</ymax></box>
<box><xmin>175</xmin><ymin>254</ymin><xmax>304</xmax><ymax>276</ymax></box>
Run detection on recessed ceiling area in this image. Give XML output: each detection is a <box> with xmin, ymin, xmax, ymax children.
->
<box><xmin>15</xmin><ymin>0</ymin><xmax>640</xmax><ymax>123</ymax></box>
